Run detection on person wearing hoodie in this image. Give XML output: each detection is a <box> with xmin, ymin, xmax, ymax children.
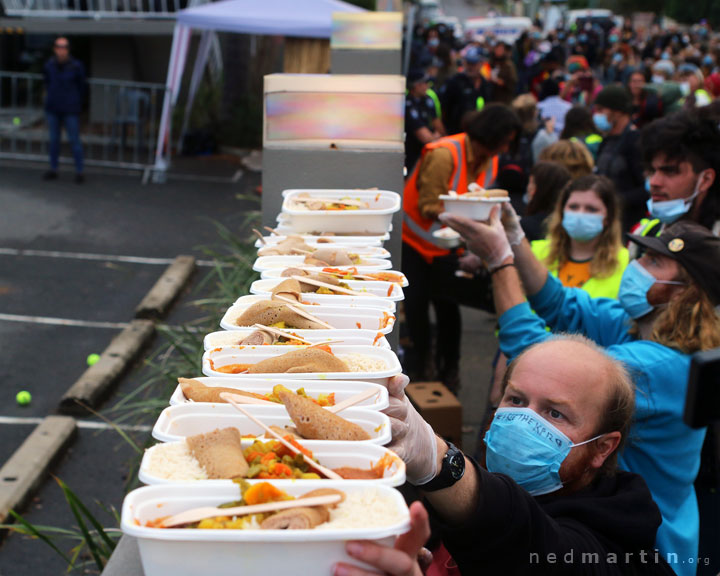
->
<box><xmin>334</xmin><ymin>338</ymin><xmax>674</xmax><ymax>575</ymax></box>
<box><xmin>441</xmin><ymin>210</ymin><xmax>720</xmax><ymax>576</ymax></box>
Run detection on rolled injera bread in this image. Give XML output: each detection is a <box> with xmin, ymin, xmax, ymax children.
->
<box><xmin>186</xmin><ymin>427</ymin><xmax>248</xmax><ymax>479</ymax></box>
<box><xmin>235</xmin><ymin>300</ymin><xmax>327</xmax><ymax>329</ymax></box>
<box><xmin>247</xmin><ymin>348</ymin><xmax>349</xmax><ymax>374</ymax></box>
<box><xmin>270</xmin><ymin>278</ymin><xmax>303</xmax><ymax>302</ymax></box>
<box><xmin>260</xmin><ymin>506</ymin><xmax>329</xmax><ymax>530</ymax></box>
<box><xmin>464</xmin><ymin>188</ymin><xmax>509</xmax><ymax>199</ymax></box>
<box><xmin>178</xmin><ymin>378</ymin><xmax>260</xmax><ymax>403</ymax></box>
<box><xmin>277</xmin><ymin>389</ymin><xmax>370</xmax><ymax>441</ymax></box>
<box><xmin>310</xmin><ymin>247</ymin><xmax>353</xmax><ymax>266</ymax></box>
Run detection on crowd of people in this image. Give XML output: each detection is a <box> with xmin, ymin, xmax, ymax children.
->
<box><xmin>348</xmin><ymin>14</ymin><xmax>720</xmax><ymax>576</ymax></box>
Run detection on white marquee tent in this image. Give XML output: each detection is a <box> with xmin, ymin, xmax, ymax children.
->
<box><xmin>154</xmin><ymin>0</ymin><xmax>366</xmax><ymax>174</ymax></box>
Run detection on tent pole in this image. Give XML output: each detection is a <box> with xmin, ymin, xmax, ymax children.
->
<box><xmin>178</xmin><ymin>30</ymin><xmax>213</xmax><ymax>153</ymax></box>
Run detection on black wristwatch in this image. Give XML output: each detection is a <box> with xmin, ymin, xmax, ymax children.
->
<box><xmin>418</xmin><ymin>441</ymin><xmax>465</xmax><ymax>492</ymax></box>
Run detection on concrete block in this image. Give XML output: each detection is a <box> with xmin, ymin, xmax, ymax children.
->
<box><xmin>59</xmin><ymin>320</ymin><xmax>155</xmax><ymax>414</ymax></box>
<box><xmin>135</xmin><ymin>255</ymin><xmax>196</xmax><ymax>319</ymax></box>
<box><xmin>0</xmin><ymin>416</ymin><xmax>77</xmax><ymax>525</ymax></box>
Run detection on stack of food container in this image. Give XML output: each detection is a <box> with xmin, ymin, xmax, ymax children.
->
<box><xmin>120</xmin><ymin>189</ymin><xmax>413</xmax><ymax>575</ymax></box>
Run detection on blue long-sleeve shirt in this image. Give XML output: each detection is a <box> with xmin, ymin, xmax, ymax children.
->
<box><xmin>498</xmin><ymin>273</ymin><xmax>706</xmax><ymax>576</ymax></box>
<box><xmin>44</xmin><ymin>57</ymin><xmax>86</xmax><ymax>115</ymax></box>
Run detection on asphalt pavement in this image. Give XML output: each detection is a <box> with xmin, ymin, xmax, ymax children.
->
<box><xmin>0</xmin><ymin>159</ymin><xmax>260</xmax><ymax>575</ymax></box>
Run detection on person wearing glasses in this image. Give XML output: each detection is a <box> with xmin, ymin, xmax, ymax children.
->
<box><xmin>43</xmin><ymin>37</ymin><xmax>86</xmax><ymax>183</ymax></box>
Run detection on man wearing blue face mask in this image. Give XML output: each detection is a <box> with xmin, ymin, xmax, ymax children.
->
<box><xmin>363</xmin><ymin>340</ymin><xmax>675</xmax><ymax>575</ymax></box>
<box><xmin>630</xmin><ymin>110</ymin><xmax>720</xmax><ymax>258</ymax></box>
<box><xmin>441</xmin><ymin>210</ymin><xmax>720</xmax><ymax>576</ymax></box>
<box><xmin>593</xmin><ymin>85</ymin><xmax>646</xmax><ymax>233</ymax></box>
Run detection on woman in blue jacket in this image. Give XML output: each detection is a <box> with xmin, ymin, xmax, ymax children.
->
<box><xmin>441</xmin><ymin>209</ymin><xmax>720</xmax><ymax>576</ymax></box>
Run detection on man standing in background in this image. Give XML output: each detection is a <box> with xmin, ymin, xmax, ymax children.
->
<box><xmin>43</xmin><ymin>37</ymin><xmax>86</xmax><ymax>183</ymax></box>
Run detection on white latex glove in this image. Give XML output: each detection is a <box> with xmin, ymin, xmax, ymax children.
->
<box><xmin>439</xmin><ymin>206</ymin><xmax>513</xmax><ymax>271</ymax></box>
<box><xmin>382</xmin><ymin>374</ymin><xmax>438</xmax><ymax>485</ymax></box>
<box><xmin>457</xmin><ymin>252</ymin><xmax>484</xmax><ymax>274</ymax></box>
<box><xmin>501</xmin><ymin>202</ymin><xmax>525</xmax><ymax>246</ymax></box>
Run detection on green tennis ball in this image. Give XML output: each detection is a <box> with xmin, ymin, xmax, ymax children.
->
<box><xmin>87</xmin><ymin>353</ymin><xmax>101</xmax><ymax>366</ymax></box>
<box><xmin>13</xmin><ymin>117</ymin><xmax>20</xmax><ymax>126</ymax></box>
<box><xmin>16</xmin><ymin>390</ymin><xmax>32</xmax><ymax>406</ymax></box>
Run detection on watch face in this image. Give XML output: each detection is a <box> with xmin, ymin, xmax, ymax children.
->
<box><xmin>448</xmin><ymin>452</ymin><xmax>465</xmax><ymax>480</ymax></box>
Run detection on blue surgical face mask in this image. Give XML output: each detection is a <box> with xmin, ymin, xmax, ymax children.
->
<box><xmin>618</xmin><ymin>260</ymin><xmax>686</xmax><ymax>319</ymax></box>
<box><xmin>485</xmin><ymin>407</ymin><xmax>604</xmax><ymax>496</ymax></box>
<box><xmin>562</xmin><ymin>211</ymin><xmax>604</xmax><ymax>241</ymax></box>
<box><xmin>593</xmin><ymin>112</ymin><xmax>612</xmax><ymax>132</ymax></box>
<box><xmin>428</xmin><ymin>37</ymin><xmax>439</xmax><ymax>48</ymax></box>
<box><xmin>646</xmin><ymin>174</ymin><xmax>704</xmax><ymax>224</ymax></box>
<box><xmin>612</xmin><ymin>53</ymin><xmax>623</xmax><ymax>64</ymax></box>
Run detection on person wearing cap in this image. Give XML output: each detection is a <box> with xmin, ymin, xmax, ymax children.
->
<box><xmin>631</xmin><ymin>110</ymin><xmax>720</xmax><ymax>252</ymax></box>
<box><xmin>438</xmin><ymin>46</ymin><xmax>490</xmax><ymax>136</ymax></box>
<box><xmin>405</xmin><ymin>70</ymin><xmax>444</xmax><ymax>174</ymax></box>
<box><xmin>440</xmin><ymin>208</ymin><xmax>720</xmax><ymax>576</ymax></box>
<box><xmin>593</xmin><ymin>84</ymin><xmax>646</xmax><ymax>233</ymax></box>
<box><xmin>401</xmin><ymin>104</ymin><xmax>520</xmax><ymax>390</ymax></box>
<box><xmin>677</xmin><ymin>63</ymin><xmax>712</xmax><ymax>109</ymax></box>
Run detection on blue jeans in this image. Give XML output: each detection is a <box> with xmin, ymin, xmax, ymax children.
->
<box><xmin>47</xmin><ymin>112</ymin><xmax>84</xmax><ymax>173</ymax></box>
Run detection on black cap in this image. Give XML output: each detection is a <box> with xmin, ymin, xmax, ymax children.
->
<box><xmin>406</xmin><ymin>69</ymin><xmax>429</xmax><ymax>87</ymax></box>
<box><xmin>628</xmin><ymin>221</ymin><xmax>720</xmax><ymax>305</ymax></box>
<box><xmin>594</xmin><ymin>85</ymin><xmax>632</xmax><ymax>114</ymax></box>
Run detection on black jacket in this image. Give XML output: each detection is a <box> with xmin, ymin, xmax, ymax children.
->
<box><xmin>429</xmin><ymin>461</ymin><xmax>675</xmax><ymax>575</ymax></box>
<box><xmin>440</xmin><ymin>73</ymin><xmax>490</xmax><ymax>136</ymax></box>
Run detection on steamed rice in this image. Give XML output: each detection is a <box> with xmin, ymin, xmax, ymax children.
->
<box><xmin>317</xmin><ymin>488</ymin><xmax>405</xmax><ymax>530</ymax></box>
<box><xmin>337</xmin><ymin>353</ymin><xmax>388</xmax><ymax>373</ymax></box>
<box><xmin>145</xmin><ymin>442</ymin><xmax>208</xmax><ymax>481</ymax></box>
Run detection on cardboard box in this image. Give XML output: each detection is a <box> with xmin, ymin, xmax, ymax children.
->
<box><xmin>405</xmin><ymin>381</ymin><xmax>462</xmax><ymax>448</ymax></box>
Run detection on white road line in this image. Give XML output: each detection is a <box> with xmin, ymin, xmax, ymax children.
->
<box><xmin>0</xmin><ymin>312</ymin><xmax>204</xmax><ymax>332</ymax></box>
<box><xmin>0</xmin><ymin>416</ymin><xmax>152</xmax><ymax>433</ymax></box>
<box><xmin>0</xmin><ymin>247</ymin><xmax>228</xmax><ymax>268</ymax></box>
<box><xmin>0</xmin><ymin>313</ymin><xmax>131</xmax><ymax>329</ymax></box>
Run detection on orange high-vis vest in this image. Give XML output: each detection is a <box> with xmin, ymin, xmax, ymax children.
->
<box><xmin>402</xmin><ymin>133</ymin><xmax>499</xmax><ymax>263</ymax></box>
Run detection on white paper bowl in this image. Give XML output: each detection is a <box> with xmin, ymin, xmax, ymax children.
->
<box><xmin>279</xmin><ymin>189</ymin><xmax>401</xmax><ymax>235</ymax></box>
<box><xmin>139</xmin><ymin>441</ymin><xmax>405</xmax><ymax>486</ymax></box>
<box><xmin>250</xmin><ymin>278</ymin><xmax>404</xmax><ymax>302</ymax></box>
<box><xmin>440</xmin><ymin>194</ymin><xmax>510</xmax><ymax>221</ymax></box>
<box><xmin>121</xmin><ymin>482</ymin><xmax>410</xmax><ymax>576</ymax></box>
<box><xmin>220</xmin><ymin>302</ymin><xmax>396</xmax><ymax>335</ymax></box>
<box><xmin>201</xmin><ymin>345</ymin><xmax>401</xmax><ymax>385</ymax></box>
<box><xmin>253</xmin><ymin>255</ymin><xmax>392</xmax><ymax>273</ymax></box>
<box><xmin>151</xmin><ymin>404</ymin><xmax>391</xmax><ymax>445</ymax></box>
<box><xmin>168</xmin><ymin>377</ymin><xmax>389</xmax><ymax>410</ymax></box>
<box><xmin>261</xmin><ymin>266</ymin><xmax>409</xmax><ymax>288</ymax></box>
<box><xmin>432</xmin><ymin>227</ymin><xmax>463</xmax><ymax>249</ymax></box>
<box><xmin>203</xmin><ymin>330</ymin><xmax>390</xmax><ymax>351</ymax></box>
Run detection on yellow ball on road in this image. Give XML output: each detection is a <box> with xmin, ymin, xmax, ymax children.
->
<box><xmin>87</xmin><ymin>353</ymin><xmax>101</xmax><ymax>366</ymax></box>
<box><xmin>16</xmin><ymin>391</ymin><xmax>32</xmax><ymax>406</ymax></box>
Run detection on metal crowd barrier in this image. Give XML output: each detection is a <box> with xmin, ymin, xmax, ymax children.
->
<box><xmin>0</xmin><ymin>72</ymin><xmax>166</xmax><ymax>172</ymax></box>
<box><xmin>0</xmin><ymin>0</ymin><xmax>197</xmax><ymax>18</ymax></box>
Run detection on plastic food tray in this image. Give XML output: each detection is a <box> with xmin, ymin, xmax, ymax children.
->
<box><xmin>220</xmin><ymin>302</ymin><xmax>396</xmax><ymax>335</ymax></box>
<box><xmin>201</xmin><ymin>344</ymin><xmax>401</xmax><ymax>385</ymax></box>
<box><xmin>168</xmin><ymin>377</ymin><xmax>389</xmax><ymax>410</ymax></box>
<box><xmin>250</xmin><ymin>278</ymin><xmax>404</xmax><ymax>302</ymax></box>
<box><xmin>253</xmin><ymin>255</ymin><xmax>392</xmax><ymax>273</ymax></box>
<box><xmin>233</xmin><ymin>293</ymin><xmax>395</xmax><ymax>313</ymax></box>
<box><xmin>254</xmin><ymin>234</ymin><xmax>386</xmax><ymax>248</ymax></box>
<box><xmin>138</xmin><ymin>441</ymin><xmax>405</xmax><ymax>486</ymax></box>
<box><xmin>439</xmin><ymin>194</ymin><xmax>510</xmax><ymax>220</ymax></box>
<box><xmin>121</xmin><ymin>482</ymin><xmax>409</xmax><ymax>576</ymax></box>
<box><xmin>432</xmin><ymin>227</ymin><xmax>463</xmax><ymax>249</ymax></box>
<box><xmin>279</xmin><ymin>189</ymin><xmax>401</xmax><ymax>235</ymax></box>
<box><xmin>151</xmin><ymin>404</ymin><xmax>391</xmax><ymax>445</ymax></box>
<box><xmin>203</xmin><ymin>329</ymin><xmax>390</xmax><ymax>351</ymax></box>
<box><xmin>258</xmin><ymin>244</ymin><xmax>390</xmax><ymax>259</ymax></box>
<box><xmin>261</xmin><ymin>267</ymin><xmax>409</xmax><ymax>288</ymax></box>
